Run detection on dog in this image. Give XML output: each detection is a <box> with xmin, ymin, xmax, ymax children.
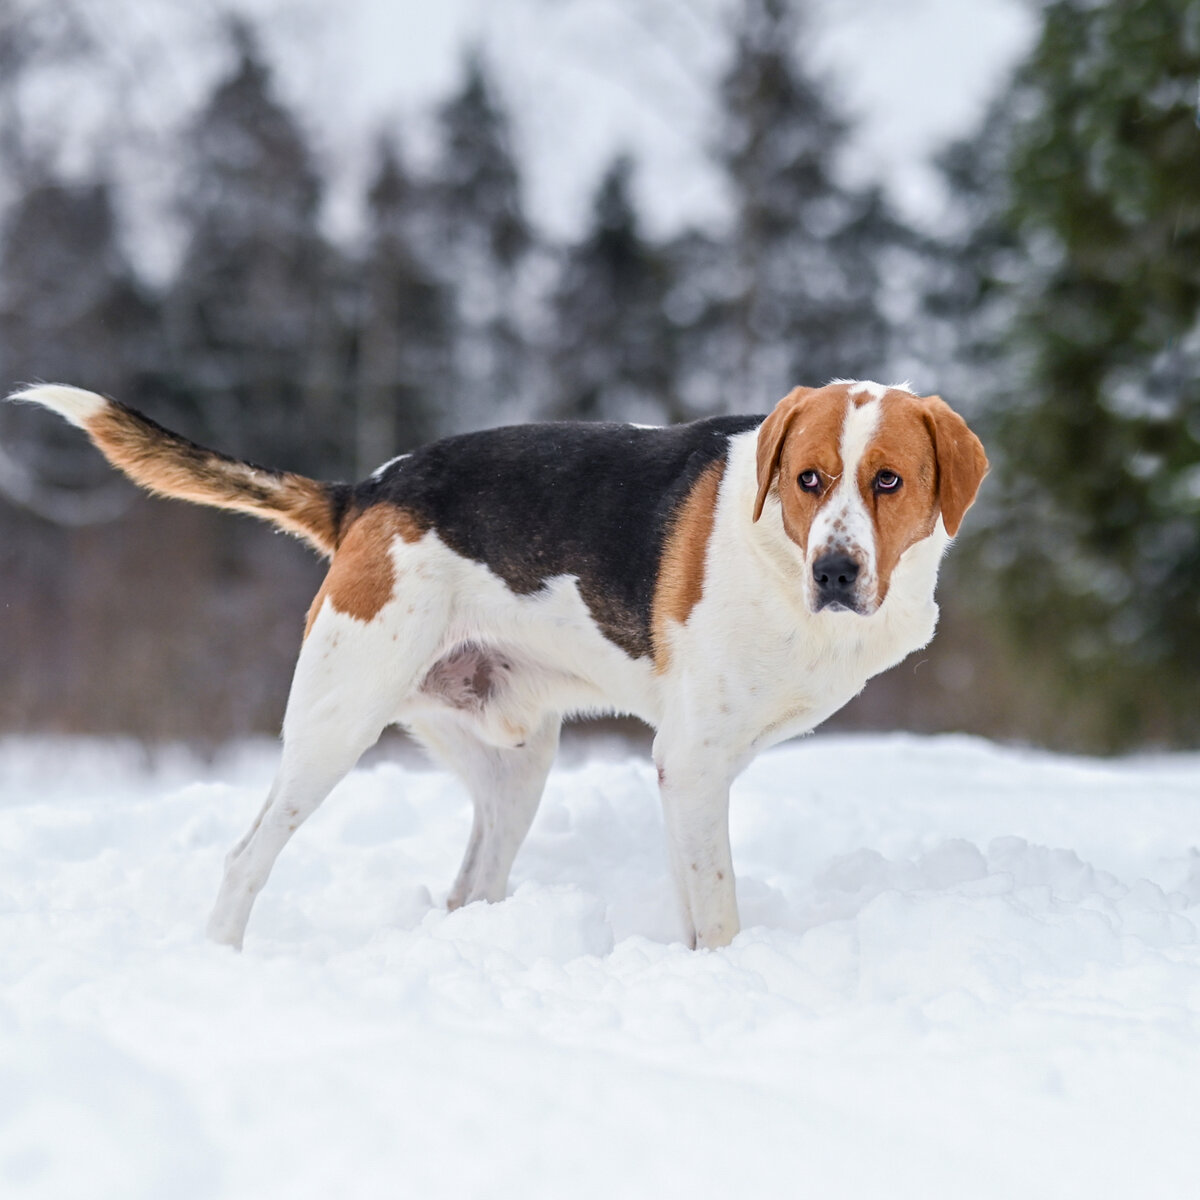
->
<box><xmin>9</xmin><ymin>379</ymin><xmax>987</xmax><ymax>950</ymax></box>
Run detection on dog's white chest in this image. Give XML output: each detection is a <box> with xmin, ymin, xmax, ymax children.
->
<box><xmin>656</xmin><ymin>512</ymin><xmax>943</xmax><ymax>758</ymax></box>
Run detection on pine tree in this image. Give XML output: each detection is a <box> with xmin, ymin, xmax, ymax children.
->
<box><xmin>427</xmin><ymin>50</ymin><xmax>535</xmax><ymax>430</ymax></box>
<box><xmin>944</xmin><ymin>0</ymin><xmax>1200</xmax><ymax>745</ymax></box>
<box><xmin>0</xmin><ymin>3</ymin><xmax>94</xmax><ymax>190</ymax></box>
<box><xmin>165</xmin><ymin>18</ymin><xmax>346</xmax><ymax>477</ymax></box>
<box><xmin>0</xmin><ymin>174</ymin><xmax>159</xmax><ymax>517</ymax></box>
<box><xmin>549</xmin><ymin>154</ymin><xmax>677</xmax><ymax>424</ymax></box>
<box><xmin>353</xmin><ymin>137</ymin><xmax>453</xmax><ymax>470</ymax></box>
<box><xmin>693</xmin><ymin>0</ymin><xmax>906</xmax><ymax>411</ymax></box>
<box><xmin>923</xmin><ymin>101</ymin><xmax>1022</xmax><ymax>404</ymax></box>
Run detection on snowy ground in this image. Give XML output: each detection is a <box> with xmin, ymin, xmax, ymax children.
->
<box><xmin>2</xmin><ymin>731</ymin><xmax>1199</xmax><ymax>1199</ymax></box>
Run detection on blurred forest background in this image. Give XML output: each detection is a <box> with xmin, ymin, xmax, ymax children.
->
<box><xmin>0</xmin><ymin>0</ymin><xmax>1197</xmax><ymax>751</ymax></box>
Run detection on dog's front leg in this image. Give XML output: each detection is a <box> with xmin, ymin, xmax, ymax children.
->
<box><xmin>653</xmin><ymin>743</ymin><xmax>739</xmax><ymax>950</ymax></box>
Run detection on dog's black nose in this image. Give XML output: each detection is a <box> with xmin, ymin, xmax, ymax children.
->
<box><xmin>812</xmin><ymin>553</ymin><xmax>860</xmax><ymax>608</ymax></box>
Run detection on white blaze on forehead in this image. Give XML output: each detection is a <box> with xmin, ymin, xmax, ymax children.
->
<box><xmin>846</xmin><ymin>380</ymin><xmax>888</xmax><ymax>403</ymax></box>
<box><xmin>831</xmin><ymin>378</ymin><xmax>914</xmax><ymax>402</ymax></box>
<box><xmin>837</xmin><ymin>394</ymin><xmax>882</xmax><ymax>474</ymax></box>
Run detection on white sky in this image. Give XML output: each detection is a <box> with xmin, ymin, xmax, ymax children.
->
<box><xmin>19</xmin><ymin>0</ymin><xmax>1035</xmax><ymax>274</ymax></box>
<box><xmin>286</xmin><ymin>0</ymin><xmax>1036</xmax><ymax>241</ymax></box>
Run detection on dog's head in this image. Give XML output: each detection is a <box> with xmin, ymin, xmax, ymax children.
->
<box><xmin>753</xmin><ymin>382</ymin><xmax>988</xmax><ymax>615</ymax></box>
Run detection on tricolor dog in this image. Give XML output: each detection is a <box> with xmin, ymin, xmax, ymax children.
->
<box><xmin>10</xmin><ymin>380</ymin><xmax>987</xmax><ymax>950</ymax></box>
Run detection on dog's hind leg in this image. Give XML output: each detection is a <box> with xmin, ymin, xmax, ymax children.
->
<box><xmin>206</xmin><ymin>730</ymin><xmax>374</xmax><ymax>950</ymax></box>
<box><xmin>411</xmin><ymin>712</ymin><xmax>560</xmax><ymax>909</ymax></box>
<box><xmin>207</xmin><ymin>582</ymin><xmax>443</xmax><ymax>949</ymax></box>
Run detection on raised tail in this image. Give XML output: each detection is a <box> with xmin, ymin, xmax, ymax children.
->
<box><xmin>8</xmin><ymin>384</ymin><xmax>350</xmax><ymax>556</ymax></box>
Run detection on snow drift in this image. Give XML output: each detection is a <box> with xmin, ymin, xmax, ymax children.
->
<box><xmin>2</xmin><ymin>733</ymin><xmax>1199</xmax><ymax>1199</ymax></box>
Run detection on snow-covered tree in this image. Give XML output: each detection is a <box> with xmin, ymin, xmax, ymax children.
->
<box><xmin>353</xmin><ymin>136</ymin><xmax>453</xmax><ymax>470</ymax></box>
<box><xmin>694</xmin><ymin>0</ymin><xmax>905</xmax><ymax>410</ymax></box>
<box><xmin>0</xmin><ymin>175</ymin><xmax>158</xmax><ymax>521</ymax></box>
<box><xmin>548</xmin><ymin>154</ymin><xmax>678</xmax><ymax>424</ymax></box>
<box><xmin>165</xmin><ymin>19</ymin><xmax>346</xmax><ymax>476</ymax></box>
<box><xmin>938</xmin><ymin>0</ymin><xmax>1200</xmax><ymax>745</ymax></box>
<box><xmin>427</xmin><ymin>50</ymin><xmax>537</xmax><ymax>429</ymax></box>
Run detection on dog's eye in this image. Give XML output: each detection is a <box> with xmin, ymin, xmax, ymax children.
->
<box><xmin>875</xmin><ymin>470</ymin><xmax>902</xmax><ymax>493</ymax></box>
<box><xmin>798</xmin><ymin>470</ymin><xmax>821</xmax><ymax>493</ymax></box>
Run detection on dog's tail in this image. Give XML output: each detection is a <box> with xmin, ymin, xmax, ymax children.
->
<box><xmin>8</xmin><ymin>384</ymin><xmax>350</xmax><ymax>556</ymax></box>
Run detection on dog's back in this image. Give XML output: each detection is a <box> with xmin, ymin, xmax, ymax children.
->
<box><xmin>360</xmin><ymin>415</ymin><xmax>761</xmax><ymax>659</ymax></box>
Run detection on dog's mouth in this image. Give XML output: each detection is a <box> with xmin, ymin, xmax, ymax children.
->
<box><xmin>812</xmin><ymin>596</ymin><xmax>866</xmax><ymax>615</ymax></box>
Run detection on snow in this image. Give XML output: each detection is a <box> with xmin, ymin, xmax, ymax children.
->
<box><xmin>2</xmin><ymin>732</ymin><xmax>1200</xmax><ymax>1198</ymax></box>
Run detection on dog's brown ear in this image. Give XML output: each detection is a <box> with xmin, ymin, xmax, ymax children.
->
<box><xmin>922</xmin><ymin>396</ymin><xmax>989</xmax><ymax>537</ymax></box>
<box><xmin>753</xmin><ymin>386</ymin><xmax>816</xmax><ymax>522</ymax></box>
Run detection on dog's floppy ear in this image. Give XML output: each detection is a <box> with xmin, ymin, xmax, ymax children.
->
<box><xmin>922</xmin><ymin>396</ymin><xmax>989</xmax><ymax>537</ymax></box>
<box><xmin>753</xmin><ymin>386</ymin><xmax>816</xmax><ymax>522</ymax></box>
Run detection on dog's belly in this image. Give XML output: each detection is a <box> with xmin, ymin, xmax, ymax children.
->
<box><xmin>382</xmin><ymin>542</ymin><xmax>662</xmax><ymax>744</ymax></box>
<box><xmin>409</xmin><ymin>640</ymin><xmax>615</xmax><ymax>747</ymax></box>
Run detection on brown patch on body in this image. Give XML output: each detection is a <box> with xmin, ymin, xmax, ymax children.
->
<box><xmin>304</xmin><ymin>505</ymin><xmax>426</xmax><ymax>638</ymax></box>
<box><xmin>651</xmin><ymin>461</ymin><xmax>726</xmax><ymax>672</ymax></box>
